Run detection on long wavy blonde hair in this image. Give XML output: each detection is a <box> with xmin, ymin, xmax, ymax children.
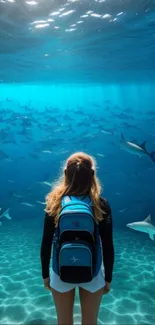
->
<box><xmin>45</xmin><ymin>152</ymin><xmax>105</xmax><ymax>225</ymax></box>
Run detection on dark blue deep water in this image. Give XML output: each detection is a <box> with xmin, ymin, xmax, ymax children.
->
<box><xmin>0</xmin><ymin>1</ymin><xmax>155</xmax><ymax>324</ymax></box>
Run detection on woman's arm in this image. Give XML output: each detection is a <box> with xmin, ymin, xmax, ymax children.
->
<box><xmin>99</xmin><ymin>198</ymin><xmax>114</xmax><ymax>283</ymax></box>
<box><xmin>40</xmin><ymin>213</ymin><xmax>55</xmax><ymax>279</ymax></box>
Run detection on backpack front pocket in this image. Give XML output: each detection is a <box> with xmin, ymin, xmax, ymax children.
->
<box><xmin>59</xmin><ymin>242</ymin><xmax>94</xmax><ymax>283</ymax></box>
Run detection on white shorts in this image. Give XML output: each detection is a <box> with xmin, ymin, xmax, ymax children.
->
<box><xmin>50</xmin><ymin>265</ymin><xmax>105</xmax><ymax>293</ymax></box>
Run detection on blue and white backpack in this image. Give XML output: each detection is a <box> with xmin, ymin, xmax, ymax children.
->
<box><xmin>52</xmin><ymin>195</ymin><xmax>102</xmax><ymax>283</ymax></box>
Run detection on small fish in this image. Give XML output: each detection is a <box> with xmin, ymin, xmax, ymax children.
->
<box><xmin>42</xmin><ymin>150</ymin><xmax>52</xmax><ymax>154</ymax></box>
<box><xmin>120</xmin><ymin>134</ymin><xmax>155</xmax><ymax>162</ymax></box>
<box><xmin>101</xmin><ymin>129</ymin><xmax>113</xmax><ymax>135</ymax></box>
<box><xmin>38</xmin><ymin>181</ymin><xmax>51</xmax><ymax>187</ymax></box>
<box><xmin>126</xmin><ymin>214</ymin><xmax>155</xmax><ymax>240</ymax></box>
<box><xmin>20</xmin><ymin>202</ymin><xmax>35</xmax><ymax>207</ymax></box>
<box><xmin>97</xmin><ymin>153</ymin><xmax>105</xmax><ymax>157</ymax></box>
<box><xmin>119</xmin><ymin>208</ymin><xmax>128</xmax><ymax>213</ymax></box>
<box><xmin>36</xmin><ymin>201</ymin><xmax>46</xmax><ymax>205</ymax></box>
<box><xmin>83</xmin><ymin>133</ymin><xmax>95</xmax><ymax>138</ymax></box>
<box><xmin>59</xmin><ymin>150</ymin><xmax>69</xmax><ymax>154</ymax></box>
<box><xmin>0</xmin><ymin>208</ymin><xmax>11</xmax><ymax>220</ymax></box>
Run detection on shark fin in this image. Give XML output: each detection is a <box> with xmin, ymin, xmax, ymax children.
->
<box><xmin>149</xmin><ymin>233</ymin><xmax>154</xmax><ymax>240</ymax></box>
<box><xmin>139</xmin><ymin>140</ymin><xmax>146</xmax><ymax>150</ymax></box>
<box><xmin>144</xmin><ymin>214</ymin><xmax>151</xmax><ymax>223</ymax></box>
<box><xmin>1</xmin><ymin>208</ymin><xmax>11</xmax><ymax>220</ymax></box>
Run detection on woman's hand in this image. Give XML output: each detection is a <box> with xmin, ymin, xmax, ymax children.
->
<box><xmin>43</xmin><ymin>277</ymin><xmax>52</xmax><ymax>291</ymax></box>
<box><xmin>102</xmin><ymin>281</ymin><xmax>111</xmax><ymax>295</ymax></box>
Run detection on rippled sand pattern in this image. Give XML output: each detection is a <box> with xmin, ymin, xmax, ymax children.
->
<box><xmin>0</xmin><ymin>221</ymin><xmax>155</xmax><ymax>325</ymax></box>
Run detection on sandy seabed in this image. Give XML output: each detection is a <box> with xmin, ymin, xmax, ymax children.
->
<box><xmin>0</xmin><ymin>220</ymin><xmax>155</xmax><ymax>325</ymax></box>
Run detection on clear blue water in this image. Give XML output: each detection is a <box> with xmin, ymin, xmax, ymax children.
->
<box><xmin>0</xmin><ymin>1</ymin><xmax>155</xmax><ymax>324</ymax></box>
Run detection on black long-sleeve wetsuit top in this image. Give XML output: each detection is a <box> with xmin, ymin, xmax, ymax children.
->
<box><xmin>40</xmin><ymin>197</ymin><xmax>114</xmax><ymax>283</ymax></box>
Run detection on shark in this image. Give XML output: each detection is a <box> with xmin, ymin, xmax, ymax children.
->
<box><xmin>120</xmin><ymin>134</ymin><xmax>155</xmax><ymax>162</ymax></box>
<box><xmin>126</xmin><ymin>215</ymin><xmax>155</xmax><ymax>240</ymax></box>
<box><xmin>0</xmin><ymin>208</ymin><xmax>11</xmax><ymax>226</ymax></box>
<box><xmin>20</xmin><ymin>202</ymin><xmax>35</xmax><ymax>207</ymax></box>
<box><xmin>36</xmin><ymin>200</ymin><xmax>46</xmax><ymax>205</ymax></box>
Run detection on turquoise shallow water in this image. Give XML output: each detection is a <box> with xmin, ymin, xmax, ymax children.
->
<box><xmin>0</xmin><ymin>0</ymin><xmax>155</xmax><ymax>83</ymax></box>
<box><xmin>0</xmin><ymin>219</ymin><xmax>155</xmax><ymax>325</ymax></box>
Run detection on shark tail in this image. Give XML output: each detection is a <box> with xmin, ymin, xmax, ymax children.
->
<box><xmin>1</xmin><ymin>208</ymin><xmax>11</xmax><ymax>220</ymax></box>
<box><xmin>149</xmin><ymin>151</ymin><xmax>155</xmax><ymax>162</ymax></box>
